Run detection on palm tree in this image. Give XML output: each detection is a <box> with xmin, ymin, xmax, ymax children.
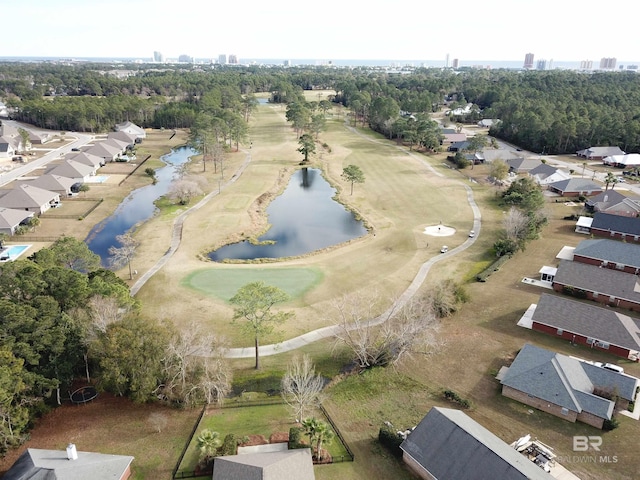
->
<box><xmin>582</xmin><ymin>162</ymin><xmax>587</xmax><ymax>178</ymax></box>
<box><xmin>302</xmin><ymin>418</ymin><xmax>334</xmax><ymax>461</ymax></box>
<box><xmin>604</xmin><ymin>172</ymin><xmax>618</xmax><ymax>191</ymax></box>
<box><xmin>197</xmin><ymin>429</ymin><xmax>222</xmax><ymax>464</ymax></box>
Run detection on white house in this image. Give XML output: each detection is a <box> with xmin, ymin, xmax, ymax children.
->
<box><xmin>115</xmin><ymin>121</ymin><xmax>146</xmax><ymax>139</ymax></box>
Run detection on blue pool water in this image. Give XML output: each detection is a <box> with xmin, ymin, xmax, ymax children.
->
<box><xmin>87</xmin><ymin>175</ymin><xmax>109</xmax><ymax>183</ymax></box>
<box><xmin>0</xmin><ymin>244</ymin><xmax>31</xmax><ymax>261</ymax></box>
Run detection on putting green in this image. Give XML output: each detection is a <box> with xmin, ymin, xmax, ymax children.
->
<box><xmin>181</xmin><ymin>267</ymin><xmax>323</xmax><ymax>301</ymax></box>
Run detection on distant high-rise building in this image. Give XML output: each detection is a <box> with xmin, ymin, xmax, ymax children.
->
<box><xmin>228</xmin><ymin>54</ymin><xmax>238</xmax><ymax>64</ymax></box>
<box><xmin>178</xmin><ymin>54</ymin><xmax>193</xmax><ymax>63</ymax></box>
<box><xmin>523</xmin><ymin>53</ymin><xmax>534</xmax><ymax>69</ymax></box>
<box><xmin>153</xmin><ymin>51</ymin><xmax>164</xmax><ymax>63</ymax></box>
<box><xmin>452</xmin><ymin>58</ymin><xmax>459</xmax><ymax>69</ymax></box>
<box><xmin>580</xmin><ymin>59</ymin><xmax>593</xmax><ymax>70</ymax></box>
<box><xmin>283</xmin><ymin>59</ymin><xmax>291</xmax><ymax>67</ymax></box>
<box><xmin>218</xmin><ymin>54</ymin><xmax>227</xmax><ymax>65</ymax></box>
<box><xmin>445</xmin><ymin>53</ymin><xmax>450</xmax><ymax>68</ymax></box>
<box><xmin>599</xmin><ymin>57</ymin><xmax>616</xmax><ymax>69</ymax></box>
<box><xmin>536</xmin><ymin>59</ymin><xmax>547</xmax><ymax>70</ymax></box>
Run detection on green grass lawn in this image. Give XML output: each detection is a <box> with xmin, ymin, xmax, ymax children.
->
<box><xmin>178</xmin><ymin>402</ymin><xmax>350</xmax><ymax>472</ymax></box>
<box><xmin>180</xmin><ymin>267</ymin><xmax>323</xmax><ymax>301</ymax></box>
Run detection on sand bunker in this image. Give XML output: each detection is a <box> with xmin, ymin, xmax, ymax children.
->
<box><xmin>423</xmin><ymin>225</ymin><xmax>456</xmax><ymax>237</ymax></box>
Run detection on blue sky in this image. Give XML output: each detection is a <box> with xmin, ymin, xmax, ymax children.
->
<box><xmin>2</xmin><ymin>0</ymin><xmax>638</xmax><ymax>63</ymax></box>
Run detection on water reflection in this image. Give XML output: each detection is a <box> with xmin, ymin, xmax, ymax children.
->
<box><xmin>85</xmin><ymin>146</ymin><xmax>196</xmax><ymax>265</ymax></box>
<box><xmin>209</xmin><ymin>168</ymin><xmax>367</xmax><ymax>261</ymax></box>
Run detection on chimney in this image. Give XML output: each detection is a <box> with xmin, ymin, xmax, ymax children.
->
<box><xmin>66</xmin><ymin>443</ymin><xmax>78</xmax><ymax>460</ymax></box>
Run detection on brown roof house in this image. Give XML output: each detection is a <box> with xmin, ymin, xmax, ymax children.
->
<box><xmin>499</xmin><ymin>343</ymin><xmax>638</xmax><ymax>428</ymax></box>
<box><xmin>212</xmin><ymin>448</ymin><xmax>315</xmax><ymax>480</ymax></box>
<box><xmin>3</xmin><ymin>444</ymin><xmax>134</xmax><ymax>480</ymax></box>
<box><xmin>526</xmin><ymin>293</ymin><xmax>640</xmax><ymax>360</ymax></box>
<box><xmin>0</xmin><ymin>184</ymin><xmax>60</xmax><ymax>214</ymax></box>
<box><xmin>400</xmin><ymin>407</ymin><xmax>554</xmax><ymax>480</ymax></box>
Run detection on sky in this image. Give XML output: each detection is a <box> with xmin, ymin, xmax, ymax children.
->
<box><xmin>2</xmin><ymin>0</ymin><xmax>638</xmax><ymax>64</ymax></box>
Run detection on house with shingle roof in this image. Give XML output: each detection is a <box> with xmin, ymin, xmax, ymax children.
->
<box><xmin>528</xmin><ymin>163</ymin><xmax>571</xmax><ymax>186</ymax></box>
<box><xmin>3</xmin><ymin>446</ymin><xmax>133</xmax><ymax>480</ymax></box>
<box><xmin>500</xmin><ymin>343</ymin><xmax>638</xmax><ymax>428</ymax></box>
<box><xmin>212</xmin><ymin>448</ymin><xmax>315</xmax><ymax>480</ymax></box>
<box><xmin>67</xmin><ymin>151</ymin><xmax>105</xmax><ymax>168</ymax></box>
<box><xmin>589</xmin><ymin>212</ymin><xmax>640</xmax><ymax>242</ymax></box>
<box><xmin>585</xmin><ymin>190</ymin><xmax>640</xmax><ymax>217</ymax></box>
<box><xmin>442</xmin><ymin>132</ymin><xmax>467</xmax><ymax>144</ymax></box>
<box><xmin>480</xmin><ymin>149</ymin><xmax>524</xmax><ymax>164</ymax></box>
<box><xmin>0</xmin><ymin>184</ymin><xmax>60</xmax><ymax>214</ymax></box>
<box><xmin>115</xmin><ymin>121</ymin><xmax>146</xmax><ymax>139</ymax></box>
<box><xmin>85</xmin><ymin>141</ymin><xmax>123</xmax><ymax>163</ymax></box>
<box><xmin>577</xmin><ymin>146</ymin><xmax>625</xmax><ymax>160</ymax></box>
<box><xmin>107</xmin><ymin>130</ymin><xmax>137</xmax><ymax>147</ymax></box>
<box><xmin>0</xmin><ymin>207</ymin><xmax>34</xmax><ymax>235</ymax></box>
<box><xmin>572</xmin><ymin>238</ymin><xmax>640</xmax><ymax>274</ymax></box>
<box><xmin>400</xmin><ymin>407</ymin><xmax>554</xmax><ymax>480</ymax></box>
<box><xmin>552</xmin><ymin>259</ymin><xmax>640</xmax><ymax>313</ymax></box>
<box><xmin>527</xmin><ymin>293</ymin><xmax>640</xmax><ymax>360</ymax></box>
<box><xmin>507</xmin><ymin>158</ymin><xmax>542</xmax><ymax>173</ymax></box>
<box><xmin>547</xmin><ymin>178</ymin><xmax>603</xmax><ymax>197</ymax></box>
<box><xmin>21</xmin><ymin>174</ymin><xmax>76</xmax><ymax>197</ymax></box>
<box><xmin>47</xmin><ymin>159</ymin><xmax>97</xmax><ymax>182</ymax></box>
<box><xmin>603</xmin><ymin>153</ymin><xmax>640</xmax><ymax>168</ymax></box>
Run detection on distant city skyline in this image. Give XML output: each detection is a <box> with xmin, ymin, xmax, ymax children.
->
<box><xmin>2</xmin><ymin>0</ymin><xmax>638</xmax><ymax>64</ymax></box>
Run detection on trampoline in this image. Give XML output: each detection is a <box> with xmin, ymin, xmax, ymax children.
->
<box><xmin>69</xmin><ymin>386</ymin><xmax>98</xmax><ymax>404</ymax></box>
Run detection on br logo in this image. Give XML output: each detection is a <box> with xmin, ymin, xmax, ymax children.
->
<box><xmin>573</xmin><ymin>436</ymin><xmax>602</xmax><ymax>452</ymax></box>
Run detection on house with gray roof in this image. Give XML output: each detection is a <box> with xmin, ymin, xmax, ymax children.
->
<box><xmin>107</xmin><ymin>130</ymin><xmax>137</xmax><ymax>147</ymax></box>
<box><xmin>115</xmin><ymin>121</ymin><xmax>146</xmax><ymax>139</ymax></box>
<box><xmin>500</xmin><ymin>343</ymin><xmax>638</xmax><ymax>428</ymax></box>
<box><xmin>507</xmin><ymin>157</ymin><xmax>542</xmax><ymax>173</ymax></box>
<box><xmin>547</xmin><ymin>178</ymin><xmax>603</xmax><ymax>197</ymax></box>
<box><xmin>552</xmin><ymin>259</ymin><xmax>640</xmax><ymax>312</ymax></box>
<box><xmin>86</xmin><ymin>141</ymin><xmax>123</xmax><ymax>162</ymax></box>
<box><xmin>479</xmin><ymin>149</ymin><xmax>524</xmax><ymax>164</ymax></box>
<box><xmin>400</xmin><ymin>407</ymin><xmax>554</xmax><ymax>480</ymax></box>
<box><xmin>572</xmin><ymin>238</ymin><xmax>640</xmax><ymax>274</ymax></box>
<box><xmin>212</xmin><ymin>448</ymin><xmax>315</xmax><ymax>480</ymax></box>
<box><xmin>0</xmin><ymin>207</ymin><xmax>34</xmax><ymax>235</ymax></box>
<box><xmin>0</xmin><ymin>184</ymin><xmax>60</xmax><ymax>214</ymax></box>
<box><xmin>67</xmin><ymin>151</ymin><xmax>105</xmax><ymax>168</ymax></box>
<box><xmin>577</xmin><ymin>146</ymin><xmax>625</xmax><ymax>160</ymax></box>
<box><xmin>3</xmin><ymin>445</ymin><xmax>134</xmax><ymax>480</ymax></box>
<box><xmin>22</xmin><ymin>174</ymin><xmax>76</xmax><ymax>197</ymax></box>
<box><xmin>585</xmin><ymin>190</ymin><xmax>640</xmax><ymax>217</ymax></box>
<box><xmin>528</xmin><ymin>293</ymin><xmax>640</xmax><ymax>360</ymax></box>
<box><xmin>589</xmin><ymin>212</ymin><xmax>640</xmax><ymax>242</ymax></box>
<box><xmin>47</xmin><ymin>159</ymin><xmax>96</xmax><ymax>182</ymax></box>
<box><xmin>528</xmin><ymin>163</ymin><xmax>571</xmax><ymax>186</ymax></box>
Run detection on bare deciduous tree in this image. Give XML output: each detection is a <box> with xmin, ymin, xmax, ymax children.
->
<box><xmin>332</xmin><ymin>291</ymin><xmax>440</xmax><ymax>370</ymax></box>
<box><xmin>108</xmin><ymin>233</ymin><xmax>139</xmax><ymax>280</ymax></box>
<box><xmin>89</xmin><ymin>295</ymin><xmax>129</xmax><ymax>333</ymax></box>
<box><xmin>168</xmin><ymin>176</ymin><xmax>206</xmax><ymax>205</ymax></box>
<box><xmin>503</xmin><ymin>206</ymin><xmax>529</xmax><ymax>242</ymax></box>
<box><xmin>281</xmin><ymin>355</ymin><xmax>325</xmax><ymax>422</ymax></box>
<box><xmin>161</xmin><ymin>322</ymin><xmax>232</xmax><ymax>406</ymax></box>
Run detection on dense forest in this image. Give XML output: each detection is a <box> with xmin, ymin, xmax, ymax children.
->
<box><xmin>2</xmin><ymin>62</ymin><xmax>639</xmax><ymax>154</ymax></box>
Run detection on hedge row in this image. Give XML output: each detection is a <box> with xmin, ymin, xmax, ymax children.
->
<box><xmin>476</xmin><ymin>255</ymin><xmax>511</xmax><ymax>282</ymax></box>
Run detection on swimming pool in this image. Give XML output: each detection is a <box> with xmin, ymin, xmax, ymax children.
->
<box><xmin>0</xmin><ymin>245</ymin><xmax>31</xmax><ymax>261</ymax></box>
<box><xmin>87</xmin><ymin>175</ymin><xmax>109</xmax><ymax>183</ymax></box>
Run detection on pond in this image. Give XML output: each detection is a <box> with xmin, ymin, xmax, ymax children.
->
<box><xmin>209</xmin><ymin>168</ymin><xmax>367</xmax><ymax>261</ymax></box>
<box><xmin>85</xmin><ymin>146</ymin><xmax>196</xmax><ymax>265</ymax></box>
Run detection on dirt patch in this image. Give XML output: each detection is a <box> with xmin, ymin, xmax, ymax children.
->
<box><xmin>241</xmin><ymin>434</ymin><xmax>269</xmax><ymax>446</ymax></box>
<box><xmin>269</xmin><ymin>432</ymin><xmax>289</xmax><ymax>444</ymax></box>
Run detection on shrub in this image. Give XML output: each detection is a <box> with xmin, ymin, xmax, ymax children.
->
<box><xmin>378</xmin><ymin>424</ymin><xmax>403</xmax><ymax>457</ymax></box>
<box><xmin>219</xmin><ymin>433</ymin><xmax>238</xmax><ymax>456</ymax></box>
<box><xmin>443</xmin><ymin>389</ymin><xmax>472</xmax><ymax>409</ymax></box>
<box><xmin>476</xmin><ymin>255</ymin><xmax>511</xmax><ymax>282</ymax></box>
<box><xmin>289</xmin><ymin>426</ymin><xmax>306</xmax><ymax>449</ymax></box>
<box><xmin>603</xmin><ymin>417</ymin><xmax>619</xmax><ymax>431</ymax></box>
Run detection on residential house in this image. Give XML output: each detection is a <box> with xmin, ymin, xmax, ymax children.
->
<box><xmin>574</xmin><ymin>215</ymin><xmax>594</xmax><ymax>234</ymax></box>
<box><xmin>507</xmin><ymin>158</ymin><xmax>542</xmax><ymax>174</ymax></box>
<box><xmin>0</xmin><ymin>100</ymin><xmax>8</xmax><ymax>118</ymax></box>
<box><xmin>47</xmin><ymin>159</ymin><xmax>96</xmax><ymax>182</ymax></box>
<box><xmin>589</xmin><ymin>212</ymin><xmax>640</xmax><ymax>242</ymax></box>
<box><xmin>500</xmin><ymin>343</ymin><xmax>638</xmax><ymax>428</ymax></box>
<box><xmin>103</xmin><ymin>137</ymin><xmax>129</xmax><ymax>153</ymax></box>
<box><xmin>526</xmin><ymin>293</ymin><xmax>640</xmax><ymax>360</ymax></box>
<box><xmin>585</xmin><ymin>190</ymin><xmax>640</xmax><ymax>217</ymax></box>
<box><xmin>477</xmin><ymin>119</ymin><xmax>499</xmax><ymax>128</ymax></box>
<box><xmin>212</xmin><ymin>449</ymin><xmax>315</xmax><ymax>480</ymax></box>
<box><xmin>0</xmin><ymin>207</ymin><xmax>34</xmax><ymax>235</ymax></box>
<box><xmin>28</xmin><ymin>130</ymin><xmax>52</xmax><ymax>145</ymax></box>
<box><xmin>528</xmin><ymin>163</ymin><xmax>571</xmax><ymax>186</ymax></box>
<box><xmin>479</xmin><ymin>149</ymin><xmax>524</xmax><ymax>164</ymax></box>
<box><xmin>107</xmin><ymin>130</ymin><xmax>137</xmax><ymax>148</ymax></box>
<box><xmin>400</xmin><ymin>407</ymin><xmax>554</xmax><ymax>480</ymax></box>
<box><xmin>446</xmin><ymin>103</ymin><xmax>473</xmax><ymax>116</ymax></box>
<box><xmin>0</xmin><ymin>123</ymin><xmax>26</xmax><ymax>159</ymax></box>
<box><xmin>552</xmin><ymin>259</ymin><xmax>640</xmax><ymax>313</ymax></box>
<box><xmin>602</xmin><ymin>153</ymin><xmax>640</xmax><ymax>168</ymax></box>
<box><xmin>21</xmin><ymin>174</ymin><xmax>76</xmax><ymax>197</ymax></box>
<box><xmin>577</xmin><ymin>146</ymin><xmax>625</xmax><ymax>160</ymax></box>
<box><xmin>0</xmin><ymin>184</ymin><xmax>60</xmax><ymax>214</ymax></box>
<box><xmin>546</xmin><ymin>178</ymin><xmax>603</xmax><ymax>197</ymax></box>
<box><xmin>85</xmin><ymin>141</ymin><xmax>123</xmax><ymax>163</ymax></box>
<box><xmin>115</xmin><ymin>121</ymin><xmax>146</xmax><ymax>140</ymax></box>
<box><xmin>448</xmin><ymin>140</ymin><xmax>470</xmax><ymax>152</ymax></box>
<box><xmin>572</xmin><ymin>238</ymin><xmax>640</xmax><ymax>274</ymax></box>
<box><xmin>3</xmin><ymin>445</ymin><xmax>133</xmax><ymax>480</ymax></box>
<box><xmin>441</xmin><ymin>132</ymin><xmax>467</xmax><ymax>144</ymax></box>
<box><xmin>67</xmin><ymin>151</ymin><xmax>106</xmax><ymax>168</ymax></box>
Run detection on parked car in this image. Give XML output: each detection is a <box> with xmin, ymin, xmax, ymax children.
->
<box><xmin>71</xmin><ymin>147</ymin><xmax>81</xmax><ymax>152</ymax></box>
<box><xmin>602</xmin><ymin>363</ymin><xmax>624</xmax><ymax>374</ymax></box>
<box><xmin>469</xmin><ymin>230</ymin><xmax>475</xmax><ymax>238</ymax></box>
<box><xmin>440</xmin><ymin>246</ymin><xmax>449</xmax><ymax>253</ymax></box>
